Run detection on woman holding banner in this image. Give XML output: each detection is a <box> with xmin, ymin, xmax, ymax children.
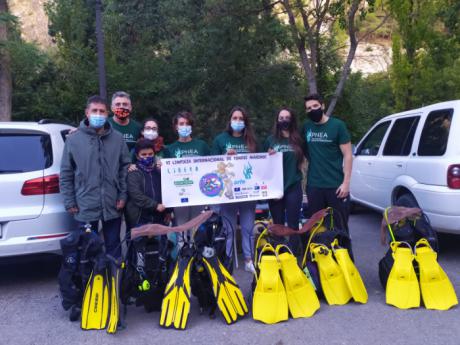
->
<box><xmin>265</xmin><ymin>107</ymin><xmax>305</xmax><ymax>255</ymax></box>
<box><xmin>211</xmin><ymin>106</ymin><xmax>259</xmax><ymax>273</ymax></box>
<box><xmin>164</xmin><ymin>111</ymin><xmax>210</xmax><ymax>248</ymax></box>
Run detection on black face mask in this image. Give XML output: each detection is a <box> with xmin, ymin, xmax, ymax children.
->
<box><xmin>277</xmin><ymin>120</ymin><xmax>291</xmax><ymax>131</ymax></box>
<box><xmin>307</xmin><ymin>108</ymin><xmax>323</xmax><ymax>123</ymax></box>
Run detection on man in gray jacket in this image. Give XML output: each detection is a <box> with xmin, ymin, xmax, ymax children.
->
<box><xmin>60</xmin><ymin>95</ymin><xmax>131</xmax><ymax>258</ymax></box>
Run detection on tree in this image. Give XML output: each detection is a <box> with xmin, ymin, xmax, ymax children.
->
<box><xmin>276</xmin><ymin>0</ymin><xmax>388</xmax><ymax>115</ymax></box>
<box><xmin>389</xmin><ymin>0</ymin><xmax>460</xmax><ymax>110</ymax></box>
<box><xmin>388</xmin><ymin>0</ymin><xmax>436</xmax><ymax>110</ymax></box>
<box><xmin>0</xmin><ymin>0</ymin><xmax>12</xmax><ymax>121</ymax></box>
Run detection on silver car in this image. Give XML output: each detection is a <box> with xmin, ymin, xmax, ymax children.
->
<box><xmin>0</xmin><ymin>121</ymin><xmax>77</xmax><ymax>257</ymax></box>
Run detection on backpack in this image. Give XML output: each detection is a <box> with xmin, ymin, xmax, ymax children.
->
<box><xmin>191</xmin><ymin>212</ymin><xmax>234</xmax><ymax>317</ymax></box>
<box><xmin>378</xmin><ymin>206</ymin><xmax>438</xmax><ymax>288</ymax></box>
<box><xmin>301</xmin><ymin>208</ymin><xmax>352</xmax><ymax>298</ymax></box>
<box><xmin>120</xmin><ymin>235</ymin><xmax>173</xmax><ymax>312</ymax></box>
<box><xmin>58</xmin><ymin>224</ymin><xmax>104</xmax><ymax>319</ymax></box>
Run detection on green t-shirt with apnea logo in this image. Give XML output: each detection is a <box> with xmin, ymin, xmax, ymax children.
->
<box><xmin>264</xmin><ymin>135</ymin><xmax>303</xmax><ymax>191</ymax></box>
<box><xmin>164</xmin><ymin>138</ymin><xmax>210</xmax><ymax>158</ymax></box>
<box><xmin>211</xmin><ymin>132</ymin><xmax>251</xmax><ymax>155</ymax></box>
<box><xmin>302</xmin><ymin>117</ymin><xmax>351</xmax><ymax>188</ymax></box>
<box><xmin>108</xmin><ymin>117</ymin><xmax>142</xmax><ymax>152</ymax></box>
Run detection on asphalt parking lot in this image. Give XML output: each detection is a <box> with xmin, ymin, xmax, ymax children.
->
<box><xmin>1</xmin><ymin>208</ymin><xmax>460</xmax><ymax>345</ymax></box>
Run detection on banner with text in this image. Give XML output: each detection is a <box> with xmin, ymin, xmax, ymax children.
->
<box><xmin>161</xmin><ymin>153</ymin><xmax>283</xmax><ymax>207</ymax></box>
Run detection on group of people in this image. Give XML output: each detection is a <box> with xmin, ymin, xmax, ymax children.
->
<box><xmin>59</xmin><ymin>91</ymin><xmax>352</xmax><ymax>273</ymax></box>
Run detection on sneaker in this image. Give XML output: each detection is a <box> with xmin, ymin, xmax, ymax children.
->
<box><xmin>244</xmin><ymin>260</ymin><xmax>256</xmax><ymax>273</ymax></box>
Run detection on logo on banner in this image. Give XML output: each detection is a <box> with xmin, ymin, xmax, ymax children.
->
<box><xmin>181</xmin><ymin>198</ymin><xmax>189</xmax><ymax>203</ymax></box>
<box><xmin>174</xmin><ymin>177</ymin><xmax>194</xmax><ymax>186</ymax></box>
<box><xmin>199</xmin><ymin>173</ymin><xmax>224</xmax><ymax>197</ymax></box>
<box><xmin>243</xmin><ymin>162</ymin><xmax>253</xmax><ymax>179</ymax></box>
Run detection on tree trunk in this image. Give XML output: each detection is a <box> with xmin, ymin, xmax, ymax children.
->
<box><xmin>282</xmin><ymin>0</ymin><xmax>317</xmax><ymax>94</ymax></box>
<box><xmin>326</xmin><ymin>0</ymin><xmax>360</xmax><ymax>116</ymax></box>
<box><xmin>0</xmin><ymin>0</ymin><xmax>12</xmax><ymax>121</ymax></box>
<box><xmin>95</xmin><ymin>0</ymin><xmax>107</xmax><ymax>100</ymax></box>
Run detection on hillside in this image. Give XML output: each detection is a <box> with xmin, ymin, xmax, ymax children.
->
<box><xmin>8</xmin><ymin>0</ymin><xmax>392</xmax><ymax>74</ymax></box>
<box><xmin>8</xmin><ymin>0</ymin><xmax>52</xmax><ymax>47</ymax></box>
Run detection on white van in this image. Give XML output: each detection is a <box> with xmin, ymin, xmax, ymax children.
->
<box><xmin>350</xmin><ymin>100</ymin><xmax>460</xmax><ymax>234</ymax></box>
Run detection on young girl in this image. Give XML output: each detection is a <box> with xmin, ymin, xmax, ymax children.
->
<box><xmin>164</xmin><ymin>111</ymin><xmax>210</xmax><ymax>247</ymax></box>
<box><xmin>212</xmin><ymin>106</ymin><xmax>258</xmax><ymax>273</ymax></box>
<box><xmin>265</xmin><ymin>107</ymin><xmax>305</xmax><ymax>255</ymax></box>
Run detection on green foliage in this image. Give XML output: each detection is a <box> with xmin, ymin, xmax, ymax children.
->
<box><xmin>10</xmin><ymin>0</ymin><xmax>459</xmax><ymax>147</ymax></box>
<box><xmin>17</xmin><ymin>0</ymin><xmax>302</xmax><ymax>143</ymax></box>
<box><xmin>389</xmin><ymin>0</ymin><xmax>460</xmax><ymax>110</ymax></box>
<box><xmin>334</xmin><ymin>72</ymin><xmax>394</xmax><ymax>142</ymax></box>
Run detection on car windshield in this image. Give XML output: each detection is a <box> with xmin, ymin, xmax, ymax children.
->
<box><xmin>0</xmin><ymin>133</ymin><xmax>53</xmax><ymax>173</ymax></box>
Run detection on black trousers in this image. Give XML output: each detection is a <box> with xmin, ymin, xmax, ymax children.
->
<box><xmin>306</xmin><ymin>186</ymin><xmax>351</xmax><ymax>234</ymax></box>
<box><xmin>268</xmin><ymin>181</ymin><xmax>303</xmax><ymax>255</ymax></box>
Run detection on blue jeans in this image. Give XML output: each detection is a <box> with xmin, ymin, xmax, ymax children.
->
<box><xmin>79</xmin><ymin>217</ymin><xmax>122</xmax><ymax>258</ymax></box>
<box><xmin>268</xmin><ymin>181</ymin><xmax>303</xmax><ymax>254</ymax></box>
<box><xmin>220</xmin><ymin>201</ymin><xmax>256</xmax><ymax>261</ymax></box>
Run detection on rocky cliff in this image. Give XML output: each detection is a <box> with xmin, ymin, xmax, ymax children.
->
<box><xmin>8</xmin><ymin>0</ymin><xmax>52</xmax><ymax>47</ymax></box>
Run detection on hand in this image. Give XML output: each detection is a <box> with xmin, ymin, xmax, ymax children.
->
<box><xmin>156</xmin><ymin>204</ymin><xmax>166</xmax><ymax>212</ymax></box>
<box><xmin>156</xmin><ymin>159</ymin><xmax>162</xmax><ymax>170</ymax></box>
<box><xmin>164</xmin><ymin>213</ymin><xmax>172</xmax><ymax>225</ymax></box>
<box><xmin>336</xmin><ymin>182</ymin><xmax>350</xmax><ymax>199</ymax></box>
<box><xmin>68</xmin><ymin>128</ymin><xmax>78</xmax><ymax>135</ymax></box>
<box><xmin>128</xmin><ymin>164</ymin><xmax>137</xmax><ymax>172</ymax></box>
<box><xmin>67</xmin><ymin>207</ymin><xmax>79</xmax><ymax>215</ymax></box>
<box><xmin>116</xmin><ymin>199</ymin><xmax>126</xmax><ymax>210</ymax></box>
<box><xmin>268</xmin><ymin>148</ymin><xmax>276</xmax><ymax>155</ymax></box>
<box><xmin>226</xmin><ymin>148</ymin><xmax>237</xmax><ymax>155</ymax></box>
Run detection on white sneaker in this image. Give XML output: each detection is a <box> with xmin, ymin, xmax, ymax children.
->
<box><xmin>244</xmin><ymin>260</ymin><xmax>256</xmax><ymax>273</ymax></box>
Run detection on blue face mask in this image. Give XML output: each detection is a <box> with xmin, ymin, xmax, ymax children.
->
<box><xmin>231</xmin><ymin>120</ymin><xmax>245</xmax><ymax>132</ymax></box>
<box><xmin>89</xmin><ymin>114</ymin><xmax>107</xmax><ymax>128</ymax></box>
<box><xmin>137</xmin><ymin>156</ymin><xmax>155</xmax><ymax>172</ymax></box>
<box><xmin>178</xmin><ymin>125</ymin><xmax>192</xmax><ymax>138</ymax></box>
<box><xmin>139</xmin><ymin>156</ymin><xmax>155</xmax><ymax>167</ymax></box>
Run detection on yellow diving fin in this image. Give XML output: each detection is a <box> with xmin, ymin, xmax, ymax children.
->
<box><xmin>275</xmin><ymin>244</ymin><xmax>320</xmax><ymax>318</ymax></box>
<box><xmin>386</xmin><ymin>241</ymin><xmax>420</xmax><ymax>309</ymax></box>
<box><xmin>331</xmin><ymin>239</ymin><xmax>368</xmax><ymax>304</ymax></box>
<box><xmin>106</xmin><ymin>259</ymin><xmax>121</xmax><ymax>334</ymax></box>
<box><xmin>160</xmin><ymin>247</ymin><xmax>194</xmax><ymax>329</ymax></box>
<box><xmin>253</xmin><ymin>244</ymin><xmax>288</xmax><ymax>324</ymax></box>
<box><xmin>81</xmin><ymin>255</ymin><xmax>110</xmax><ymax>330</ymax></box>
<box><xmin>201</xmin><ymin>252</ymin><xmax>248</xmax><ymax>324</ymax></box>
<box><xmin>310</xmin><ymin>243</ymin><xmax>352</xmax><ymax>305</ymax></box>
<box><xmin>415</xmin><ymin>238</ymin><xmax>458</xmax><ymax>310</ymax></box>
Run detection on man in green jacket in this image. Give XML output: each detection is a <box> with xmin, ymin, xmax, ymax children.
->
<box><xmin>60</xmin><ymin>95</ymin><xmax>131</xmax><ymax>258</ymax></box>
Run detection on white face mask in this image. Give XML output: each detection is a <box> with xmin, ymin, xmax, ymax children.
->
<box><xmin>143</xmin><ymin>129</ymin><xmax>158</xmax><ymax>140</ymax></box>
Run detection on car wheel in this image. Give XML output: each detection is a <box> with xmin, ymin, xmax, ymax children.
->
<box><xmin>395</xmin><ymin>193</ymin><xmax>419</xmax><ymax>208</ymax></box>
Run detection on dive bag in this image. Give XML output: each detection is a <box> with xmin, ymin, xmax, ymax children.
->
<box><xmin>378</xmin><ymin>206</ymin><xmax>438</xmax><ymax>288</ymax></box>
